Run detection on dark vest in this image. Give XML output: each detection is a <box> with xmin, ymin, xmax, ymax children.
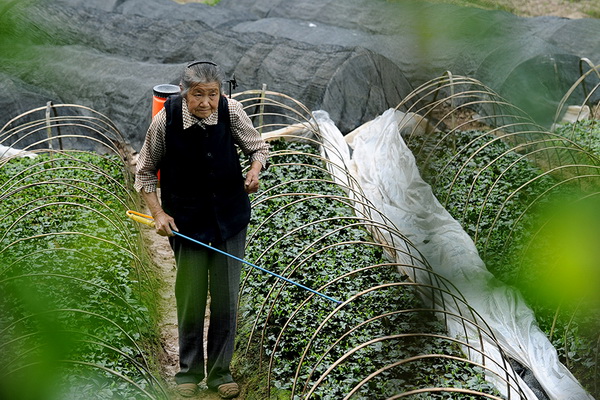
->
<box><xmin>159</xmin><ymin>95</ymin><xmax>251</xmax><ymax>243</ymax></box>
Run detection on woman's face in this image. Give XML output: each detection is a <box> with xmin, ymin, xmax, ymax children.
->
<box><xmin>185</xmin><ymin>82</ymin><xmax>220</xmax><ymax>119</ymax></box>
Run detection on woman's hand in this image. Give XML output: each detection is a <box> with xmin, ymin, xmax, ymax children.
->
<box><xmin>244</xmin><ymin>161</ymin><xmax>263</xmax><ymax>194</ymax></box>
<box><xmin>153</xmin><ymin>210</ymin><xmax>178</xmax><ymax>236</ymax></box>
<box><xmin>140</xmin><ymin>189</ymin><xmax>178</xmax><ymax>236</ymax></box>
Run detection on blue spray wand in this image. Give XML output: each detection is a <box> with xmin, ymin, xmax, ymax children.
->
<box><xmin>126</xmin><ymin>210</ymin><xmax>342</xmax><ymax>305</ymax></box>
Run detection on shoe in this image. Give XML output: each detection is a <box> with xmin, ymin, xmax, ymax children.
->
<box><xmin>176</xmin><ymin>382</ymin><xmax>199</xmax><ymax>398</ymax></box>
<box><xmin>217</xmin><ymin>382</ymin><xmax>240</xmax><ymax>399</ymax></box>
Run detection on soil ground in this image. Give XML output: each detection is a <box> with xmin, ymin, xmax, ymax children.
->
<box><xmin>177</xmin><ymin>0</ymin><xmax>600</xmax><ymax>19</ymax></box>
<box><xmin>144</xmin><ymin>1</ymin><xmax>597</xmax><ymax>399</ymax></box>
<box><xmin>488</xmin><ymin>0</ymin><xmax>599</xmax><ymax>18</ymax></box>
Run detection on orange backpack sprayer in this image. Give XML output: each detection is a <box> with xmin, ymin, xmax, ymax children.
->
<box><xmin>152</xmin><ymin>84</ymin><xmax>180</xmax><ymax>118</ymax></box>
<box><xmin>151</xmin><ymin>84</ymin><xmax>180</xmax><ymax>181</ymax></box>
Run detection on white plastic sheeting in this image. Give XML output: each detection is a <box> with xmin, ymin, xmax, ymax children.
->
<box><xmin>0</xmin><ymin>144</ymin><xmax>37</xmax><ymax>159</ymax></box>
<box><xmin>310</xmin><ymin>109</ymin><xmax>594</xmax><ymax>400</ymax></box>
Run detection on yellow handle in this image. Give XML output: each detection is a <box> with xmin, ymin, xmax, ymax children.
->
<box><xmin>126</xmin><ymin>210</ymin><xmax>156</xmax><ymax>227</ymax></box>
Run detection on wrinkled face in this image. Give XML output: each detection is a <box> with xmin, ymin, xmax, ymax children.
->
<box><xmin>185</xmin><ymin>82</ymin><xmax>220</xmax><ymax>119</ymax></box>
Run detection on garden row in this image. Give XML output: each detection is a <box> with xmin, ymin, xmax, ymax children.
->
<box><xmin>236</xmin><ymin>139</ymin><xmax>505</xmax><ymax>399</ymax></box>
<box><xmin>405</xmin><ymin>118</ymin><xmax>600</xmax><ymax>398</ymax></box>
<box><xmin>0</xmin><ymin>151</ymin><xmax>165</xmax><ymax>399</ymax></box>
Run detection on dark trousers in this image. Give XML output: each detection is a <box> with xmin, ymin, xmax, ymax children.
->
<box><xmin>172</xmin><ymin>228</ymin><xmax>245</xmax><ymax>389</ymax></box>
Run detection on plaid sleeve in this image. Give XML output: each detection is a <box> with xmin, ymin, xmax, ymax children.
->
<box><xmin>134</xmin><ymin>109</ymin><xmax>167</xmax><ymax>193</ymax></box>
<box><xmin>228</xmin><ymin>98</ymin><xmax>270</xmax><ymax>169</ymax></box>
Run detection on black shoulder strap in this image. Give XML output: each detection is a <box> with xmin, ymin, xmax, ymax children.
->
<box><xmin>218</xmin><ymin>95</ymin><xmax>230</xmax><ymax>125</ymax></box>
<box><xmin>164</xmin><ymin>95</ymin><xmax>183</xmax><ymax>133</ymax></box>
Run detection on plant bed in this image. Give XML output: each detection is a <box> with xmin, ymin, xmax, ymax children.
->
<box><xmin>406</xmin><ymin>121</ymin><xmax>600</xmax><ymax>398</ymax></box>
<box><xmin>236</xmin><ymin>139</ymin><xmax>503</xmax><ymax>399</ymax></box>
<box><xmin>0</xmin><ymin>151</ymin><xmax>165</xmax><ymax>400</ymax></box>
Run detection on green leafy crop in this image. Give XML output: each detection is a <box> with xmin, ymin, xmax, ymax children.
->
<box><xmin>0</xmin><ymin>151</ymin><xmax>164</xmax><ymax>400</ymax></box>
<box><xmin>407</xmin><ymin>122</ymin><xmax>600</xmax><ymax>398</ymax></box>
<box><xmin>237</xmin><ymin>139</ymin><xmax>502</xmax><ymax>399</ymax></box>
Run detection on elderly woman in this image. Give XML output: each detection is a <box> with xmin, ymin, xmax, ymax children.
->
<box><xmin>135</xmin><ymin>61</ymin><xmax>269</xmax><ymax>398</ymax></box>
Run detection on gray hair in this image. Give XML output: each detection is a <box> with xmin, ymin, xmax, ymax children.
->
<box><xmin>180</xmin><ymin>61</ymin><xmax>224</xmax><ymax>97</ymax></box>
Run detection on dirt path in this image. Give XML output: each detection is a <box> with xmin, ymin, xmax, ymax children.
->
<box><xmin>139</xmin><ymin>223</ymin><xmax>178</xmax><ymax>382</ymax></box>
